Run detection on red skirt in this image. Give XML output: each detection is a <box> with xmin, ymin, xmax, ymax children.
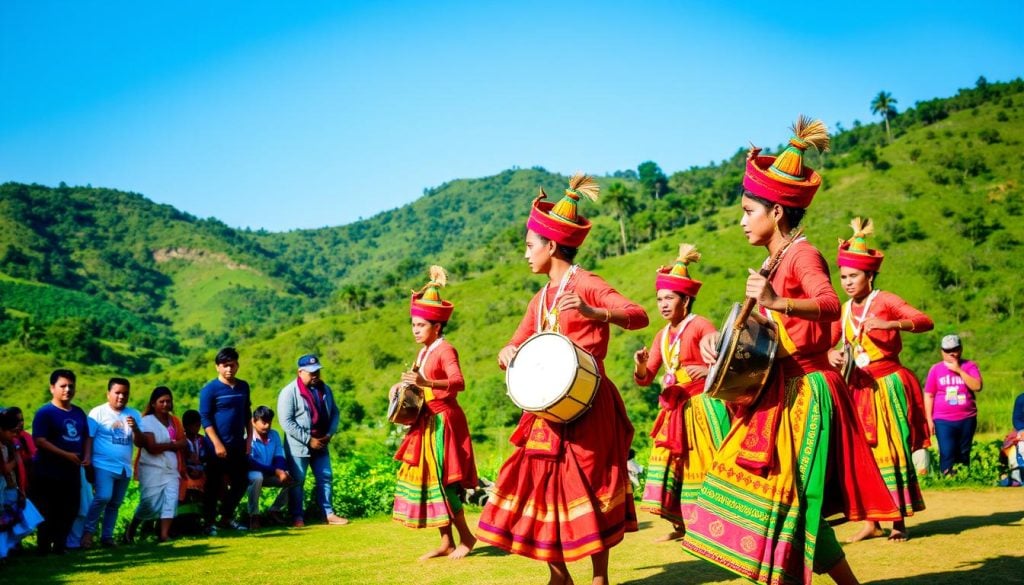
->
<box><xmin>477</xmin><ymin>375</ymin><xmax>636</xmax><ymax>562</ymax></box>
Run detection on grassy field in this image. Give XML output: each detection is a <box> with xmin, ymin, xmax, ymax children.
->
<box><xmin>5</xmin><ymin>488</ymin><xmax>1022</xmax><ymax>584</ymax></box>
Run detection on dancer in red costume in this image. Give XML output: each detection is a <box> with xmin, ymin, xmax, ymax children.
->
<box><xmin>633</xmin><ymin>244</ymin><xmax>730</xmax><ymax>542</ymax></box>
<box><xmin>828</xmin><ymin>218</ymin><xmax>933</xmax><ymax>543</ymax></box>
<box><xmin>477</xmin><ymin>173</ymin><xmax>649</xmax><ymax>585</ymax></box>
<box><xmin>392</xmin><ymin>266</ymin><xmax>478</xmax><ymax>560</ymax></box>
<box><xmin>683</xmin><ymin>118</ymin><xmax>899</xmax><ymax>585</ymax></box>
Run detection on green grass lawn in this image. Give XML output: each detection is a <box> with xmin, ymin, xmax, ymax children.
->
<box><xmin>5</xmin><ymin>488</ymin><xmax>1022</xmax><ymax>584</ymax></box>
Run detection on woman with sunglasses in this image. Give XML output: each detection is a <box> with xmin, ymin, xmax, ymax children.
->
<box><xmin>923</xmin><ymin>334</ymin><xmax>983</xmax><ymax>475</ymax></box>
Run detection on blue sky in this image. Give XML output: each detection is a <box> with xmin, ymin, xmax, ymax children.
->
<box><xmin>2</xmin><ymin>1</ymin><xmax>1021</xmax><ymax>231</ymax></box>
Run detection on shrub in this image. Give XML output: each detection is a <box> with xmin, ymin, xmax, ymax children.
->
<box><xmin>332</xmin><ymin>452</ymin><xmax>401</xmax><ymax>518</ymax></box>
<box><xmin>921</xmin><ymin>257</ymin><xmax>958</xmax><ymax>290</ymax></box>
<box><xmin>918</xmin><ymin>440</ymin><xmax>1007</xmax><ymax>488</ymax></box>
<box><xmin>956</xmin><ymin>206</ymin><xmax>1003</xmax><ymax>244</ymax></box>
<box><xmin>978</xmin><ymin>128</ymin><xmax>1002</xmax><ymax>144</ymax></box>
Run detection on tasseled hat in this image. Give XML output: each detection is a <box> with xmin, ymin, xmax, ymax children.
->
<box><xmin>743</xmin><ymin>115</ymin><xmax>830</xmax><ymax>209</ymax></box>
<box><xmin>655</xmin><ymin>243</ymin><xmax>703</xmax><ymax>297</ymax></box>
<box><xmin>526</xmin><ymin>172</ymin><xmax>600</xmax><ymax>248</ymax></box>
<box><xmin>410</xmin><ymin>265</ymin><xmax>454</xmax><ymax>322</ymax></box>
<box><xmin>837</xmin><ymin>217</ymin><xmax>884</xmax><ymax>272</ymax></box>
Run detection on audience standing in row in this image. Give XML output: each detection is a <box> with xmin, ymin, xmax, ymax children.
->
<box><xmin>82</xmin><ymin>378</ymin><xmax>143</xmax><ymax>549</ymax></box>
<box><xmin>246</xmin><ymin>406</ymin><xmax>292</xmax><ymax>530</ymax></box>
<box><xmin>126</xmin><ymin>387</ymin><xmax>186</xmax><ymax>543</ymax></box>
<box><xmin>0</xmin><ymin>409</ymin><xmax>43</xmax><ymax>564</ymax></box>
<box><xmin>30</xmin><ymin>370</ymin><xmax>91</xmax><ymax>555</ymax></box>
<box><xmin>924</xmin><ymin>335</ymin><xmax>984</xmax><ymax>475</ymax></box>
<box><xmin>276</xmin><ymin>354</ymin><xmax>346</xmax><ymax>527</ymax></box>
<box><xmin>199</xmin><ymin>347</ymin><xmax>252</xmax><ymax>534</ymax></box>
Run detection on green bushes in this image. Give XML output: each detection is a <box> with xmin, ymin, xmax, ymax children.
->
<box><xmin>332</xmin><ymin>452</ymin><xmax>401</xmax><ymax>518</ymax></box>
<box><xmin>918</xmin><ymin>440</ymin><xmax>1008</xmax><ymax>488</ymax></box>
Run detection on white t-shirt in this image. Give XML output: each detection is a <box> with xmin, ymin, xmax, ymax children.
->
<box><xmin>139</xmin><ymin>414</ymin><xmax>179</xmax><ymax>473</ymax></box>
<box><xmin>89</xmin><ymin>403</ymin><xmax>143</xmax><ymax>477</ymax></box>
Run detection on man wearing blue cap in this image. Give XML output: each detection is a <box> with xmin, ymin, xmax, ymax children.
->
<box><xmin>276</xmin><ymin>354</ymin><xmax>347</xmax><ymax>527</ymax></box>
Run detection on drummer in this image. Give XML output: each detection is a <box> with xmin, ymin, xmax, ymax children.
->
<box><xmin>477</xmin><ymin>173</ymin><xmax>649</xmax><ymax>585</ymax></box>
<box><xmin>684</xmin><ymin>118</ymin><xmax>899</xmax><ymax>585</ymax></box>
<box><xmin>633</xmin><ymin>244</ymin><xmax>730</xmax><ymax>542</ymax></box>
<box><xmin>391</xmin><ymin>266</ymin><xmax>479</xmax><ymax>560</ymax></box>
<box><xmin>828</xmin><ymin>218</ymin><xmax>933</xmax><ymax>543</ymax></box>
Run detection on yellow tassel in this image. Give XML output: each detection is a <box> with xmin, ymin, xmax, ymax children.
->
<box><xmin>567</xmin><ymin>172</ymin><xmax>600</xmax><ymax>202</ymax></box>
<box><xmin>792</xmin><ymin>115</ymin><xmax>831</xmax><ymax>152</ymax></box>
<box><xmin>677</xmin><ymin>243</ymin><xmax>701</xmax><ymax>265</ymax></box>
<box><xmin>669</xmin><ymin>243</ymin><xmax>701</xmax><ymax>277</ymax></box>
<box><xmin>414</xmin><ymin>265</ymin><xmax>448</xmax><ymax>304</ymax></box>
<box><xmin>769</xmin><ymin>116</ymin><xmax>830</xmax><ymax>179</ymax></box>
<box><xmin>428</xmin><ymin>265</ymin><xmax>448</xmax><ymax>288</ymax></box>
<box><xmin>849</xmin><ymin>217</ymin><xmax>874</xmax><ymax>239</ymax></box>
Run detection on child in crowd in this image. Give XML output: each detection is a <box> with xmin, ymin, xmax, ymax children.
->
<box><xmin>182</xmin><ymin>410</ymin><xmax>210</xmax><ymax>491</ymax></box>
<box><xmin>1</xmin><ymin>409</ymin><xmax>44</xmax><ymax>564</ymax></box>
<box><xmin>173</xmin><ymin>410</ymin><xmax>210</xmax><ymax>534</ymax></box>
<box><xmin>4</xmin><ymin>408</ymin><xmax>35</xmax><ymax>496</ymax></box>
<box><xmin>247</xmin><ymin>406</ymin><xmax>292</xmax><ymax>530</ymax></box>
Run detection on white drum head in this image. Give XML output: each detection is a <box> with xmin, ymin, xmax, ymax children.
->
<box><xmin>507</xmin><ymin>333</ymin><xmax>578</xmax><ymax>409</ymax></box>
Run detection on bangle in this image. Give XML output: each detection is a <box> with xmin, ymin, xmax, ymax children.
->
<box><xmin>784</xmin><ymin>298</ymin><xmax>794</xmax><ymax>315</ymax></box>
<box><xmin>603</xmin><ymin>308</ymin><xmax>611</xmax><ymax>323</ymax></box>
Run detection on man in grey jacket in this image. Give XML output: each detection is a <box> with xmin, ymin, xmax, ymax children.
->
<box><xmin>275</xmin><ymin>354</ymin><xmax>348</xmax><ymax>526</ymax></box>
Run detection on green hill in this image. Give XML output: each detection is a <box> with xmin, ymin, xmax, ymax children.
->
<box><xmin>1</xmin><ymin>77</ymin><xmax>1022</xmax><ymax>464</ymax></box>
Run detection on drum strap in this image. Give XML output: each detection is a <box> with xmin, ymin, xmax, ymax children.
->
<box><xmin>415</xmin><ymin>337</ymin><xmax>444</xmax><ymax>370</ymax></box>
<box><xmin>843</xmin><ymin>290</ymin><xmax>881</xmax><ymax>371</ymax></box>
<box><xmin>661</xmin><ymin>315</ymin><xmax>696</xmax><ymax>378</ymax></box>
<box><xmin>537</xmin><ymin>264</ymin><xmax>579</xmax><ymax>333</ymax></box>
<box><xmin>842</xmin><ymin>290</ymin><xmax>880</xmax><ymax>345</ymax></box>
<box><xmin>415</xmin><ymin>337</ymin><xmax>445</xmax><ymax>402</ymax></box>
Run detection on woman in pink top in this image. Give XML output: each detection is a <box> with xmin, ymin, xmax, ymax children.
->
<box><xmin>923</xmin><ymin>334</ymin><xmax>983</xmax><ymax>474</ymax></box>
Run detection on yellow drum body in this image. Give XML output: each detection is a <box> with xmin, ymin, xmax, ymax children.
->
<box><xmin>505</xmin><ymin>332</ymin><xmax>602</xmax><ymax>424</ymax></box>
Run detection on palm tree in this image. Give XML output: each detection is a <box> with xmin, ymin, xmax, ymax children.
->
<box><xmin>604</xmin><ymin>182</ymin><xmax>636</xmax><ymax>255</ymax></box>
<box><xmin>871</xmin><ymin>91</ymin><xmax>898</xmax><ymax>143</ymax></box>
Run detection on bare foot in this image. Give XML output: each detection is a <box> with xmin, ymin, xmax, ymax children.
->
<box><xmin>888</xmin><ymin>529</ymin><xmax>908</xmax><ymax>542</ymax></box>
<box><xmin>845</xmin><ymin>523</ymin><xmax>884</xmax><ymax>543</ymax></box>
<box><xmin>654</xmin><ymin>530</ymin><xmax>685</xmax><ymax>542</ymax></box>
<box><xmin>448</xmin><ymin>535</ymin><xmax>476</xmax><ymax>560</ymax></box>
<box><xmin>419</xmin><ymin>545</ymin><xmax>455</xmax><ymax>561</ymax></box>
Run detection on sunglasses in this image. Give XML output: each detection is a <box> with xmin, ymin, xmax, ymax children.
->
<box><xmin>941</xmin><ymin>347</ymin><xmax>962</xmax><ymax>353</ymax></box>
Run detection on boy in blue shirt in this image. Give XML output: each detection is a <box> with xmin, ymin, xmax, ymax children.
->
<box><xmin>247</xmin><ymin>406</ymin><xmax>293</xmax><ymax>530</ymax></box>
<box><xmin>30</xmin><ymin>369</ymin><xmax>92</xmax><ymax>555</ymax></box>
<box><xmin>199</xmin><ymin>347</ymin><xmax>252</xmax><ymax>533</ymax></box>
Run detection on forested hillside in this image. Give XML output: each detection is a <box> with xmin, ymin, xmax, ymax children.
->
<box><xmin>1</xmin><ymin>76</ymin><xmax>1021</xmax><ymax>466</ymax></box>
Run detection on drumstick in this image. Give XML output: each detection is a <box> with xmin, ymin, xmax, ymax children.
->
<box><xmin>734</xmin><ymin>227</ymin><xmax>805</xmax><ymax>329</ymax></box>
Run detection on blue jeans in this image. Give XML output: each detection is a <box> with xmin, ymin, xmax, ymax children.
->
<box><xmin>934</xmin><ymin>417</ymin><xmax>977</xmax><ymax>474</ymax></box>
<box><xmin>84</xmin><ymin>467</ymin><xmax>130</xmax><ymax>541</ymax></box>
<box><xmin>273</xmin><ymin>448</ymin><xmax>333</xmax><ymax>520</ymax></box>
<box><xmin>247</xmin><ymin>471</ymin><xmax>289</xmax><ymax>517</ymax></box>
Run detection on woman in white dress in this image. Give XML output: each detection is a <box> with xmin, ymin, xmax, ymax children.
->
<box><xmin>125</xmin><ymin>387</ymin><xmax>186</xmax><ymax>543</ymax></box>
